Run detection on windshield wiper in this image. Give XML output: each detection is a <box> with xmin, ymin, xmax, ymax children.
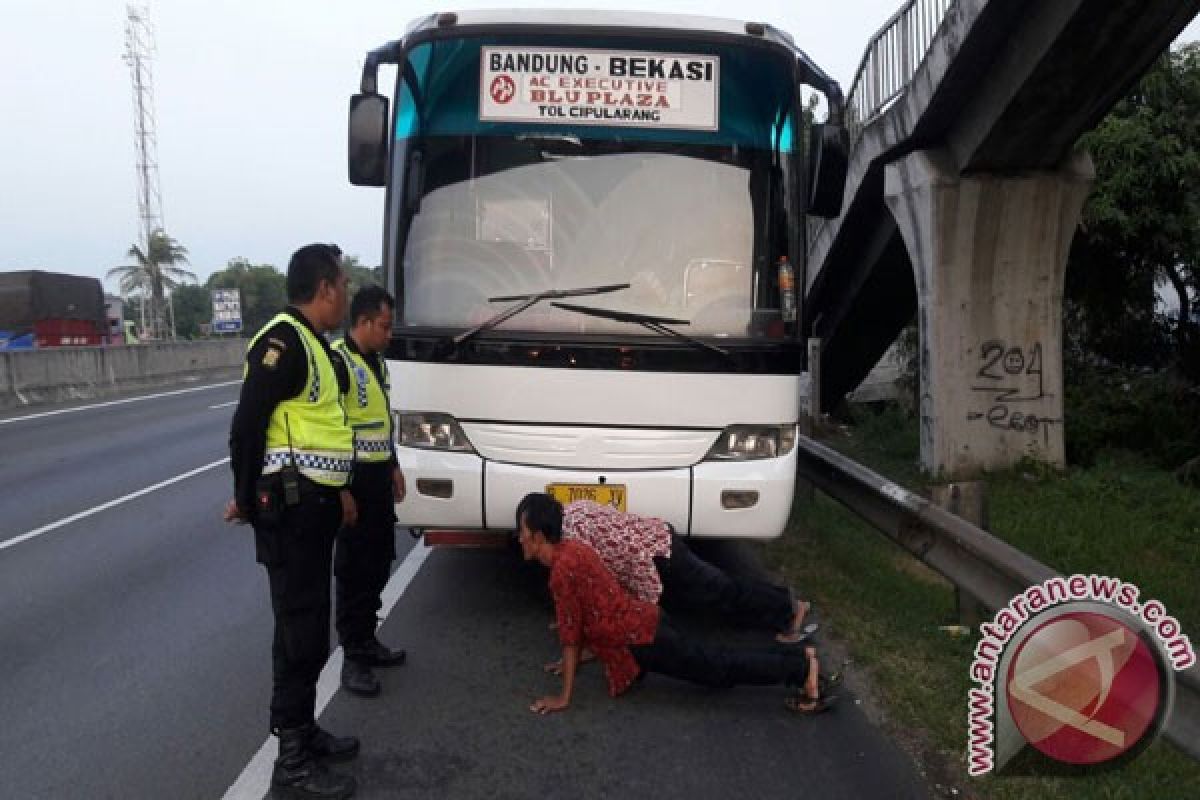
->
<box><xmin>442</xmin><ymin>283</ymin><xmax>631</xmax><ymax>354</ymax></box>
<box><xmin>550</xmin><ymin>302</ymin><xmax>734</xmax><ymax>361</ymax></box>
<box><xmin>515</xmin><ymin>132</ymin><xmax>583</xmax><ymax>148</ymax></box>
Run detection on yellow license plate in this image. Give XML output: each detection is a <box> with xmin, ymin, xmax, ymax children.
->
<box><xmin>545</xmin><ymin>483</ymin><xmax>627</xmax><ymax>511</ymax></box>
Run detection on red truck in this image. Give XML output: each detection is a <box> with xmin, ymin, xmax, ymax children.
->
<box><xmin>0</xmin><ymin>270</ymin><xmax>109</xmax><ymax>348</ymax></box>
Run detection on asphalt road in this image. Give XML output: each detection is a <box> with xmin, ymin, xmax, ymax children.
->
<box><xmin>0</xmin><ymin>380</ymin><xmax>929</xmax><ymax>799</ymax></box>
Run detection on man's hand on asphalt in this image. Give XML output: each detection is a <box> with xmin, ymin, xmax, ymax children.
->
<box><xmin>223</xmin><ymin>499</ymin><xmax>248</xmax><ymax>524</ymax></box>
<box><xmin>544</xmin><ymin>649</ymin><xmax>595</xmax><ymax>674</ymax></box>
<box><xmin>340</xmin><ymin>490</ymin><xmax>358</xmax><ymax>528</ymax></box>
<box><xmin>530</xmin><ymin>694</ymin><xmax>569</xmax><ymax>715</ymax></box>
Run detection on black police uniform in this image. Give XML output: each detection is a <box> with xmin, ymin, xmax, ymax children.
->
<box><xmin>228</xmin><ymin>307</ymin><xmax>351</xmax><ymax>732</ymax></box>
<box><xmin>333</xmin><ymin>335</ymin><xmax>401</xmax><ymax>658</ymax></box>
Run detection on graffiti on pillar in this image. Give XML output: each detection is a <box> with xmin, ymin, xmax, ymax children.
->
<box><xmin>967</xmin><ymin>340</ymin><xmax>1060</xmax><ymax>443</ymax></box>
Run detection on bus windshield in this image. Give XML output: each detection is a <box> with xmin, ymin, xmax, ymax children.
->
<box><xmin>393</xmin><ymin>35</ymin><xmax>801</xmax><ymax>340</ymax></box>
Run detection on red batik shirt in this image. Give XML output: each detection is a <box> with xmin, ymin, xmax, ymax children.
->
<box><xmin>548</xmin><ymin>538</ymin><xmax>660</xmax><ymax>696</ymax></box>
<box><xmin>562</xmin><ymin>501</ymin><xmax>673</xmax><ymax>603</ymax></box>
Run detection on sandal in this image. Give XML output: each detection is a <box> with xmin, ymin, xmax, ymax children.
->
<box><xmin>775</xmin><ymin>600</ymin><xmax>817</xmax><ymax>643</ymax></box>
<box><xmin>784</xmin><ymin>692</ymin><xmax>839</xmax><ymax>715</ymax></box>
<box><xmin>784</xmin><ymin>645</ymin><xmax>837</xmax><ymax>714</ymax></box>
<box><xmin>775</xmin><ymin>621</ymin><xmax>819</xmax><ymax>645</ymax></box>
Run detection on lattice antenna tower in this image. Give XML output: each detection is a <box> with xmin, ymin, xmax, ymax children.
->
<box><xmin>123</xmin><ymin>3</ymin><xmax>164</xmax><ymax>253</ymax></box>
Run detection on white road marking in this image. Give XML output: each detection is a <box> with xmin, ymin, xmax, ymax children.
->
<box><xmin>0</xmin><ymin>380</ymin><xmax>241</xmax><ymax>426</ymax></box>
<box><xmin>0</xmin><ymin>458</ymin><xmax>231</xmax><ymax>552</ymax></box>
<box><xmin>221</xmin><ymin>541</ymin><xmax>433</xmax><ymax>800</ymax></box>
<box><xmin>208</xmin><ymin>401</ymin><xmax>238</xmax><ymax>409</ymax></box>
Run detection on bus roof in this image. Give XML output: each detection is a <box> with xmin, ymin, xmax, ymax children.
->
<box><xmin>404</xmin><ymin>9</ymin><xmax>797</xmax><ymax>49</ymax></box>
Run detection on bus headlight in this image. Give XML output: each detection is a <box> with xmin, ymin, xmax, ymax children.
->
<box><xmin>703</xmin><ymin>424</ymin><xmax>796</xmax><ymax>461</ymax></box>
<box><xmin>395</xmin><ymin>412</ymin><xmax>476</xmax><ymax>453</ymax></box>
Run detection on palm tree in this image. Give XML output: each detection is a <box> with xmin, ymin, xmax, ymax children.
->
<box><xmin>109</xmin><ymin>229</ymin><xmax>195</xmax><ymax>339</ymax></box>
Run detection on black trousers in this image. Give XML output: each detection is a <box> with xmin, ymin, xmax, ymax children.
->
<box><xmin>254</xmin><ymin>484</ymin><xmax>342</xmax><ymax>731</ymax></box>
<box><xmin>654</xmin><ymin>535</ymin><xmax>794</xmax><ymax>632</ymax></box>
<box><xmin>629</xmin><ymin>615</ymin><xmax>810</xmax><ymax>689</ymax></box>
<box><xmin>334</xmin><ymin>465</ymin><xmax>396</xmax><ymax>650</ymax></box>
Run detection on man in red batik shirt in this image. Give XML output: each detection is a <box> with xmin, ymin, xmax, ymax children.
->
<box><xmin>555</xmin><ymin>496</ymin><xmax>815</xmax><ymax>643</ymax></box>
<box><xmin>516</xmin><ymin>493</ymin><xmax>837</xmax><ymax>716</ymax></box>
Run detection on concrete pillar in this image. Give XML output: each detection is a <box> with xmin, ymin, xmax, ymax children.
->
<box><xmin>884</xmin><ymin>149</ymin><xmax>1094</xmax><ymax>477</ymax></box>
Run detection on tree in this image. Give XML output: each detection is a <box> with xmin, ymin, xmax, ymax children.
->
<box><xmin>205</xmin><ymin>258</ymin><xmax>287</xmax><ymax>336</ymax></box>
<box><xmin>342</xmin><ymin>255</ymin><xmax>385</xmax><ymax>292</ymax></box>
<box><xmin>201</xmin><ymin>255</ymin><xmax>382</xmax><ymax>338</ymax></box>
<box><xmin>1068</xmin><ymin>42</ymin><xmax>1200</xmax><ymax>370</ymax></box>
<box><xmin>171</xmin><ymin>284</ymin><xmax>214</xmax><ymax>339</ymax></box>
<box><xmin>108</xmin><ymin>229</ymin><xmax>196</xmax><ymax>340</ymax></box>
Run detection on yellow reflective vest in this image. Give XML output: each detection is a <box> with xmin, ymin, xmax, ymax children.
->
<box><xmin>247</xmin><ymin>313</ymin><xmax>354</xmax><ymax>487</ymax></box>
<box><xmin>333</xmin><ymin>337</ymin><xmax>394</xmax><ymax>463</ymax></box>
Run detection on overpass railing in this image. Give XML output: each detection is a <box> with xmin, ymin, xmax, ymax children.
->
<box><xmin>808</xmin><ymin>0</ymin><xmax>953</xmax><ymax>248</ymax></box>
<box><xmin>846</xmin><ymin>0</ymin><xmax>953</xmax><ymax>143</ymax></box>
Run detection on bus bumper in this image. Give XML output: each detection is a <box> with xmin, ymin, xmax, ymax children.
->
<box><xmin>395</xmin><ymin>445</ymin><xmax>797</xmax><ymax>539</ymax></box>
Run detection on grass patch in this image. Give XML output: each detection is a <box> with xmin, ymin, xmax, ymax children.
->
<box><xmin>766</xmin><ymin>405</ymin><xmax>1200</xmax><ymax>799</ymax></box>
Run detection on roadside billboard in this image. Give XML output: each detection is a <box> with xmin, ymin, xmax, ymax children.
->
<box><xmin>211</xmin><ymin>288</ymin><xmax>243</xmax><ymax>334</ymax></box>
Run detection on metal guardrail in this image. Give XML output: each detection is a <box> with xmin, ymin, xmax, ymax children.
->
<box><xmin>793</xmin><ymin>434</ymin><xmax>1200</xmax><ymax>761</ymax></box>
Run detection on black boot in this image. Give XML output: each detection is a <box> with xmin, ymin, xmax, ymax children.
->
<box><xmin>346</xmin><ymin>637</ymin><xmax>407</xmax><ymax>668</ymax></box>
<box><xmin>271</xmin><ymin>727</ymin><xmax>356</xmax><ymax>799</ymax></box>
<box><xmin>340</xmin><ymin>657</ymin><xmax>381</xmax><ymax>697</ymax></box>
<box><xmin>306</xmin><ymin>724</ymin><xmax>360</xmax><ymax>763</ymax></box>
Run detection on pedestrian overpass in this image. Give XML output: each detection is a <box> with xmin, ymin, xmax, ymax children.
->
<box><xmin>804</xmin><ymin>0</ymin><xmax>1199</xmax><ymax>476</ymax></box>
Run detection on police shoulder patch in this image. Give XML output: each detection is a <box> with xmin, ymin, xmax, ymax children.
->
<box><xmin>262</xmin><ymin>347</ymin><xmax>282</xmax><ymax>369</ymax></box>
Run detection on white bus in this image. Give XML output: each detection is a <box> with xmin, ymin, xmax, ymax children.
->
<box><xmin>347</xmin><ymin>10</ymin><xmax>847</xmax><ymax>540</ymax></box>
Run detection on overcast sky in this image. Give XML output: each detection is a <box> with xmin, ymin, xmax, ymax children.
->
<box><xmin>2</xmin><ymin>1</ymin><xmax>1197</xmax><ymax>292</ymax></box>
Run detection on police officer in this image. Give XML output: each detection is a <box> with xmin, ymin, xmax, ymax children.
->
<box><xmin>332</xmin><ymin>286</ymin><xmax>408</xmax><ymax>696</ymax></box>
<box><xmin>224</xmin><ymin>243</ymin><xmax>359</xmax><ymax>800</ymax></box>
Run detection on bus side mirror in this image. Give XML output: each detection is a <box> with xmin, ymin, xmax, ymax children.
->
<box><xmin>807</xmin><ymin>123</ymin><xmax>848</xmax><ymax>218</ymax></box>
<box><xmin>348</xmin><ymin>93</ymin><xmax>389</xmax><ymax>186</ymax></box>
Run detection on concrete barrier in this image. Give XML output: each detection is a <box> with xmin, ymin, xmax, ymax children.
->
<box><xmin>0</xmin><ymin>350</ymin><xmax>11</xmax><ymax>399</ymax></box>
<box><xmin>0</xmin><ymin>340</ymin><xmax>244</xmax><ymax>410</ymax></box>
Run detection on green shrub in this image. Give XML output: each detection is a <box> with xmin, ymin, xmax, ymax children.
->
<box><xmin>1064</xmin><ymin>361</ymin><xmax>1200</xmax><ymax>468</ymax></box>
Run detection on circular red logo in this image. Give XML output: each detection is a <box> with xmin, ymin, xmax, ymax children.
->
<box><xmin>1005</xmin><ymin>611</ymin><xmax>1163</xmax><ymax>765</ymax></box>
<box><xmin>490</xmin><ymin>75</ymin><xmax>516</xmax><ymax>104</ymax></box>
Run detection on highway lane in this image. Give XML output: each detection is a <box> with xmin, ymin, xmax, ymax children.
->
<box><xmin>0</xmin><ymin>381</ymin><xmax>242</xmax><ymax>542</ymax></box>
<box><xmin>0</xmin><ymin>382</ymin><xmax>929</xmax><ymax>798</ymax></box>
<box><xmin>0</xmin><ymin>381</ymin><xmax>278</xmax><ymax>798</ymax></box>
<box><xmin>311</xmin><ymin>545</ymin><xmax>927</xmax><ymax>800</ymax></box>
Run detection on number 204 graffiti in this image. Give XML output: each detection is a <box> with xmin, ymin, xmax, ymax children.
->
<box><xmin>968</xmin><ymin>340</ymin><xmax>1059</xmax><ymax>440</ymax></box>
